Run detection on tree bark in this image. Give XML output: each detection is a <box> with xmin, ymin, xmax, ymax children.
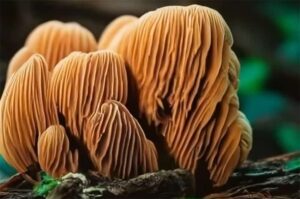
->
<box><xmin>205</xmin><ymin>152</ymin><xmax>300</xmax><ymax>199</ymax></box>
<box><xmin>0</xmin><ymin>152</ymin><xmax>299</xmax><ymax>198</ymax></box>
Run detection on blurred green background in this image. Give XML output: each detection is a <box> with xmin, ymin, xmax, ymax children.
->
<box><xmin>0</xmin><ymin>0</ymin><xmax>299</xmax><ymax>163</ymax></box>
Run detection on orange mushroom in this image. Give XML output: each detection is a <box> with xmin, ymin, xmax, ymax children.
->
<box><xmin>7</xmin><ymin>20</ymin><xmax>97</xmax><ymax>78</ymax></box>
<box><xmin>84</xmin><ymin>100</ymin><xmax>158</xmax><ymax>179</ymax></box>
<box><xmin>38</xmin><ymin>125</ymin><xmax>79</xmax><ymax>178</ymax></box>
<box><xmin>0</xmin><ymin>54</ymin><xmax>56</xmax><ymax>173</ymax></box>
<box><xmin>49</xmin><ymin>50</ymin><xmax>128</xmax><ymax>139</ymax></box>
<box><xmin>6</xmin><ymin>47</ymin><xmax>34</xmax><ymax>79</ymax></box>
<box><xmin>99</xmin><ymin>5</ymin><xmax>252</xmax><ymax>186</ymax></box>
<box><xmin>98</xmin><ymin>15</ymin><xmax>137</xmax><ymax>50</ymax></box>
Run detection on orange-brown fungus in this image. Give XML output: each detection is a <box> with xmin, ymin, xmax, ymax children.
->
<box><xmin>98</xmin><ymin>15</ymin><xmax>137</xmax><ymax>50</ymax></box>
<box><xmin>0</xmin><ymin>54</ymin><xmax>55</xmax><ymax>172</ymax></box>
<box><xmin>84</xmin><ymin>100</ymin><xmax>158</xmax><ymax>179</ymax></box>
<box><xmin>49</xmin><ymin>51</ymin><xmax>128</xmax><ymax>139</ymax></box>
<box><xmin>7</xmin><ymin>20</ymin><xmax>97</xmax><ymax>78</ymax></box>
<box><xmin>38</xmin><ymin>125</ymin><xmax>79</xmax><ymax>178</ymax></box>
<box><xmin>100</xmin><ymin>5</ymin><xmax>252</xmax><ymax>186</ymax></box>
<box><xmin>6</xmin><ymin>47</ymin><xmax>34</xmax><ymax>78</ymax></box>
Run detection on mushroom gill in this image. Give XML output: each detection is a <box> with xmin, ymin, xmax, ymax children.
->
<box><xmin>7</xmin><ymin>20</ymin><xmax>97</xmax><ymax>78</ymax></box>
<box><xmin>98</xmin><ymin>15</ymin><xmax>137</xmax><ymax>50</ymax></box>
<box><xmin>49</xmin><ymin>50</ymin><xmax>128</xmax><ymax>139</ymax></box>
<box><xmin>84</xmin><ymin>100</ymin><xmax>158</xmax><ymax>179</ymax></box>
<box><xmin>99</xmin><ymin>5</ymin><xmax>252</xmax><ymax>186</ymax></box>
<box><xmin>6</xmin><ymin>47</ymin><xmax>34</xmax><ymax>79</ymax></box>
<box><xmin>38</xmin><ymin>125</ymin><xmax>79</xmax><ymax>178</ymax></box>
<box><xmin>0</xmin><ymin>54</ymin><xmax>56</xmax><ymax>173</ymax></box>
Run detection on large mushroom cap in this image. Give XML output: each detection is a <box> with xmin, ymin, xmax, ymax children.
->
<box><xmin>84</xmin><ymin>100</ymin><xmax>158</xmax><ymax>179</ymax></box>
<box><xmin>38</xmin><ymin>125</ymin><xmax>79</xmax><ymax>178</ymax></box>
<box><xmin>0</xmin><ymin>54</ymin><xmax>55</xmax><ymax>172</ymax></box>
<box><xmin>107</xmin><ymin>5</ymin><xmax>236</xmax><ymax>125</ymax></box>
<box><xmin>7</xmin><ymin>20</ymin><xmax>97</xmax><ymax>78</ymax></box>
<box><xmin>49</xmin><ymin>50</ymin><xmax>128</xmax><ymax>139</ymax></box>
<box><xmin>98</xmin><ymin>15</ymin><xmax>137</xmax><ymax>50</ymax></box>
<box><xmin>99</xmin><ymin>5</ymin><xmax>252</xmax><ymax>186</ymax></box>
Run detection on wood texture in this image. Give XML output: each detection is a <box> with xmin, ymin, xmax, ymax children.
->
<box><xmin>1</xmin><ymin>152</ymin><xmax>299</xmax><ymax>198</ymax></box>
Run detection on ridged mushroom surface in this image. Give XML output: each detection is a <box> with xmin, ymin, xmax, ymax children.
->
<box><xmin>0</xmin><ymin>54</ymin><xmax>56</xmax><ymax>172</ymax></box>
<box><xmin>38</xmin><ymin>125</ymin><xmax>79</xmax><ymax>178</ymax></box>
<box><xmin>84</xmin><ymin>100</ymin><xmax>158</xmax><ymax>179</ymax></box>
<box><xmin>7</xmin><ymin>20</ymin><xmax>97</xmax><ymax>78</ymax></box>
<box><xmin>98</xmin><ymin>15</ymin><xmax>137</xmax><ymax>50</ymax></box>
<box><xmin>99</xmin><ymin>5</ymin><xmax>252</xmax><ymax>186</ymax></box>
<box><xmin>49</xmin><ymin>51</ymin><xmax>128</xmax><ymax>139</ymax></box>
<box><xmin>6</xmin><ymin>47</ymin><xmax>34</xmax><ymax>79</ymax></box>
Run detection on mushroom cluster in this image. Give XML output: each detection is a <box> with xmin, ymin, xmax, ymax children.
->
<box><xmin>0</xmin><ymin>23</ymin><xmax>158</xmax><ymax>179</ymax></box>
<box><xmin>0</xmin><ymin>4</ymin><xmax>252</xmax><ymax>189</ymax></box>
<box><xmin>99</xmin><ymin>5</ymin><xmax>252</xmax><ymax>186</ymax></box>
<box><xmin>7</xmin><ymin>21</ymin><xmax>97</xmax><ymax>78</ymax></box>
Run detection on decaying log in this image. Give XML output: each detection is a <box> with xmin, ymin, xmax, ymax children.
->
<box><xmin>47</xmin><ymin>169</ymin><xmax>194</xmax><ymax>199</ymax></box>
<box><xmin>44</xmin><ymin>151</ymin><xmax>300</xmax><ymax>199</ymax></box>
<box><xmin>205</xmin><ymin>151</ymin><xmax>300</xmax><ymax>199</ymax></box>
<box><xmin>0</xmin><ymin>152</ymin><xmax>299</xmax><ymax>198</ymax></box>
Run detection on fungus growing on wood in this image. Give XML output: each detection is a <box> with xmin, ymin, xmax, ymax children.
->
<box><xmin>98</xmin><ymin>15</ymin><xmax>137</xmax><ymax>50</ymax></box>
<box><xmin>49</xmin><ymin>50</ymin><xmax>128</xmax><ymax>139</ymax></box>
<box><xmin>99</xmin><ymin>5</ymin><xmax>252</xmax><ymax>186</ymax></box>
<box><xmin>7</xmin><ymin>20</ymin><xmax>97</xmax><ymax>78</ymax></box>
<box><xmin>84</xmin><ymin>100</ymin><xmax>158</xmax><ymax>179</ymax></box>
<box><xmin>38</xmin><ymin>125</ymin><xmax>79</xmax><ymax>178</ymax></box>
<box><xmin>0</xmin><ymin>54</ymin><xmax>56</xmax><ymax>173</ymax></box>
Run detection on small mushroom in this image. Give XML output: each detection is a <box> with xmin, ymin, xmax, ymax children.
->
<box><xmin>0</xmin><ymin>54</ymin><xmax>56</xmax><ymax>172</ymax></box>
<box><xmin>98</xmin><ymin>15</ymin><xmax>137</xmax><ymax>50</ymax></box>
<box><xmin>7</xmin><ymin>20</ymin><xmax>97</xmax><ymax>78</ymax></box>
<box><xmin>99</xmin><ymin>5</ymin><xmax>252</xmax><ymax>186</ymax></box>
<box><xmin>38</xmin><ymin>125</ymin><xmax>79</xmax><ymax>178</ymax></box>
<box><xmin>49</xmin><ymin>50</ymin><xmax>128</xmax><ymax>139</ymax></box>
<box><xmin>6</xmin><ymin>47</ymin><xmax>34</xmax><ymax>79</ymax></box>
<box><xmin>84</xmin><ymin>100</ymin><xmax>158</xmax><ymax>179</ymax></box>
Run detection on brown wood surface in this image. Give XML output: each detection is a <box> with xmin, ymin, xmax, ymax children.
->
<box><xmin>0</xmin><ymin>152</ymin><xmax>299</xmax><ymax>198</ymax></box>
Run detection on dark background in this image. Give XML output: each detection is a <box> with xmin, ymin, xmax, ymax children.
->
<box><xmin>0</xmin><ymin>0</ymin><xmax>299</xmax><ymax>160</ymax></box>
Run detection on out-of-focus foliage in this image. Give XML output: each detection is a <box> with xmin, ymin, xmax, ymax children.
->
<box><xmin>262</xmin><ymin>2</ymin><xmax>300</xmax><ymax>38</ymax></box>
<box><xmin>262</xmin><ymin>2</ymin><xmax>300</xmax><ymax>65</ymax></box>
<box><xmin>239</xmin><ymin>58</ymin><xmax>269</xmax><ymax>95</ymax></box>
<box><xmin>0</xmin><ymin>155</ymin><xmax>17</xmax><ymax>181</ymax></box>
<box><xmin>238</xmin><ymin>2</ymin><xmax>299</xmax><ymax>158</ymax></box>
<box><xmin>241</xmin><ymin>92</ymin><xmax>286</xmax><ymax>123</ymax></box>
<box><xmin>276</xmin><ymin>124</ymin><xmax>300</xmax><ymax>152</ymax></box>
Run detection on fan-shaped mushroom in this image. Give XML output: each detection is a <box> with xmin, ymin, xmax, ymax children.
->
<box><xmin>49</xmin><ymin>50</ymin><xmax>128</xmax><ymax>139</ymax></box>
<box><xmin>7</xmin><ymin>20</ymin><xmax>97</xmax><ymax>78</ymax></box>
<box><xmin>0</xmin><ymin>54</ymin><xmax>56</xmax><ymax>172</ymax></box>
<box><xmin>99</xmin><ymin>5</ymin><xmax>252</xmax><ymax>186</ymax></box>
<box><xmin>98</xmin><ymin>15</ymin><xmax>137</xmax><ymax>50</ymax></box>
<box><xmin>38</xmin><ymin>125</ymin><xmax>79</xmax><ymax>178</ymax></box>
<box><xmin>84</xmin><ymin>100</ymin><xmax>158</xmax><ymax>179</ymax></box>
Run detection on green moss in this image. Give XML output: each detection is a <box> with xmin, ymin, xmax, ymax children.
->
<box><xmin>284</xmin><ymin>158</ymin><xmax>300</xmax><ymax>172</ymax></box>
<box><xmin>33</xmin><ymin>172</ymin><xmax>60</xmax><ymax>197</ymax></box>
